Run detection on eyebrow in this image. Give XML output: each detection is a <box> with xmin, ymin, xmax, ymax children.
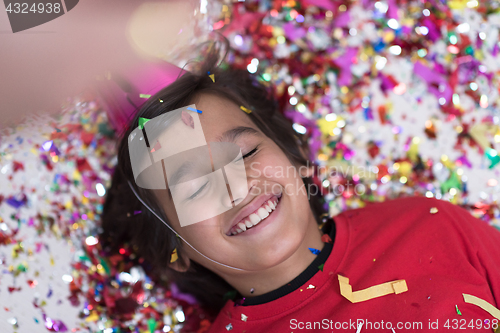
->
<box><xmin>216</xmin><ymin>126</ymin><xmax>261</xmax><ymax>142</ymax></box>
<box><xmin>168</xmin><ymin>161</ymin><xmax>194</xmax><ymax>187</ymax></box>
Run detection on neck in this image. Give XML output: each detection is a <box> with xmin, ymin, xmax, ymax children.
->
<box><xmin>222</xmin><ymin>212</ymin><xmax>324</xmax><ymax>298</ymax></box>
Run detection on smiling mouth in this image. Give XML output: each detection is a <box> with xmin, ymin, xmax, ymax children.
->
<box><xmin>227</xmin><ymin>194</ymin><xmax>282</xmax><ymax>236</ymax></box>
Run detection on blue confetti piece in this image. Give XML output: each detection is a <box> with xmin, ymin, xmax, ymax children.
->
<box><xmin>6</xmin><ymin>197</ymin><xmax>25</xmax><ymax>209</ymax></box>
<box><xmin>373</xmin><ymin>39</ymin><xmax>385</xmax><ymax>52</ymax></box>
<box><xmin>308</xmin><ymin>247</ymin><xmax>320</xmax><ymax>255</ymax></box>
<box><xmin>187</xmin><ymin>107</ymin><xmax>202</xmax><ymax>114</ymax></box>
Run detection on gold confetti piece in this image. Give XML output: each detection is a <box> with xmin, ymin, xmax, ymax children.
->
<box><xmin>85</xmin><ymin>311</ymin><xmax>99</xmax><ymax>322</ymax></box>
<box><xmin>430</xmin><ymin>207</ymin><xmax>438</xmax><ymax>214</ymax></box>
<box><xmin>338</xmin><ymin>274</ymin><xmax>408</xmax><ymax>303</ymax></box>
<box><xmin>241</xmin><ymin>314</ymin><xmax>247</xmax><ymax>322</ymax></box>
<box><xmin>240</xmin><ymin>105</ymin><xmax>252</xmax><ymax>114</ymax></box>
<box><xmin>209</xmin><ymin>74</ymin><xmax>215</xmax><ymax>82</ymax></box>
<box><xmin>463</xmin><ymin>294</ymin><xmax>500</xmax><ymax>320</ymax></box>
<box><xmin>50</xmin><ymin>256</ymin><xmax>55</xmax><ymax>266</ymax></box>
<box><xmin>306</xmin><ymin>284</ymin><xmax>316</xmax><ymax>289</ymax></box>
<box><xmin>470</xmin><ymin>124</ymin><xmax>499</xmax><ymax>151</ymax></box>
<box><xmin>170</xmin><ymin>248</ymin><xmax>178</xmax><ymax>263</ymax></box>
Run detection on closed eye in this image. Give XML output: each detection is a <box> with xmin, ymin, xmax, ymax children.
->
<box><xmin>188</xmin><ymin>181</ymin><xmax>209</xmax><ymax>200</ymax></box>
<box><xmin>242</xmin><ymin>147</ymin><xmax>258</xmax><ymax>159</ymax></box>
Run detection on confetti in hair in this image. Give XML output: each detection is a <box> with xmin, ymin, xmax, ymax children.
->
<box><xmin>240</xmin><ymin>105</ymin><xmax>252</xmax><ymax>114</ymax></box>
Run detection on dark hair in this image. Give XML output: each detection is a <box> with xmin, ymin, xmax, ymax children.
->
<box><xmin>99</xmin><ymin>38</ymin><xmax>325</xmax><ymax>315</ymax></box>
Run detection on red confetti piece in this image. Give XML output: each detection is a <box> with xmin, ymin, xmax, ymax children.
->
<box><xmin>321</xmin><ymin>233</ymin><xmax>332</xmax><ymax>244</ymax></box>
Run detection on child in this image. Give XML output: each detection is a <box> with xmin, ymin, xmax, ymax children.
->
<box><xmin>100</xmin><ymin>40</ymin><xmax>500</xmax><ymax>332</ymax></box>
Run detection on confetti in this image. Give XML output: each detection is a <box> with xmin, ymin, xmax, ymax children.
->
<box><xmin>240</xmin><ymin>105</ymin><xmax>252</xmax><ymax>114</ymax></box>
<box><xmin>338</xmin><ymin>275</ymin><xmax>408</xmax><ymax>303</ymax></box>
<box><xmin>463</xmin><ymin>294</ymin><xmax>500</xmax><ymax>320</ymax></box>
<box><xmin>0</xmin><ymin>97</ymin><xmax>210</xmax><ymax>333</ymax></box>
<box><xmin>241</xmin><ymin>313</ymin><xmax>247</xmax><ymax>322</ymax></box>
<box><xmin>208</xmin><ymin>71</ymin><xmax>215</xmax><ymax>82</ymax></box>
<box><xmin>42</xmin><ymin>313</ymin><xmax>68</xmax><ymax>332</ymax></box>
<box><xmin>250</xmin><ymin>288</ymin><xmax>255</xmax><ymax>294</ymax></box>
<box><xmin>226</xmin><ymin>323</ymin><xmax>233</xmax><ymax>331</ymax></box>
<box><xmin>318</xmin><ymin>264</ymin><xmax>324</xmax><ymax>272</ymax></box>
<box><xmin>308</xmin><ymin>247</ymin><xmax>320</xmax><ymax>255</ymax></box>
<box><xmin>306</xmin><ymin>284</ymin><xmax>315</xmax><ymax>289</ymax></box>
<box><xmin>187</xmin><ymin>106</ymin><xmax>203</xmax><ymax>114</ymax></box>
<box><xmin>430</xmin><ymin>207</ymin><xmax>439</xmax><ymax>214</ymax></box>
<box><xmin>138</xmin><ymin>117</ymin><xmax>150</xmax><ymax>130</ymax></box>
<box><xmin>170</xmin><ymin>248</ymin><xmax>178</xmax><ymax>263</ymax></box>
<box><xmin>139</xmin><ymin>94</ymin><xmax>151</xmax><ymax>99</ymax></box>
<box><xmin>321</xmin><ymin>234</ymin><xmax>332</xmax><ymax>243</ymax></box>
<box><xmin>456</xmin><ymin>305</ymin><xmax>462</xmax><ymax>316</ymax></box>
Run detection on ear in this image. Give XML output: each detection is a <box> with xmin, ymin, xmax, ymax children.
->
<box><xmin>168</xmin><ymin>249</ymin><xmax>191</xmax><ymax>273</ymax></box>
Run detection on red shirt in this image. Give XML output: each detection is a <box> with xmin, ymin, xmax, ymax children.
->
<box><xmin>206</xmin><ymin>196</ymin><xmax>500</xmax><ymax>332</ymax></box>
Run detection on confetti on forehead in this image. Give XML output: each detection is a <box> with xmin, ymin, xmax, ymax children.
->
<box><xmin>187</xmin><ymin>106</ymin><xmax>203</xmax><ymax>114</ymax></box>
<box><xmin>239</xmin><ymin>105</ymin><xmax>252</xmax><ymax>114</ymax></box>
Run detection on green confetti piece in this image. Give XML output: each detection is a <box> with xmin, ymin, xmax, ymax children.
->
<box><xmin>147</xmin><ymin>317</ymin><xmax>156</xmax><ymax>333</ymax></box>
<box><xmin>78</xmin><ymin>253</ymin><xmax>92</xmax><ymax>263</ymax></box>
<box><xmin>485</xmin><ymin>148</ymin><xmax>500</xmax><ymax>169</ymax></box>
<box><xmin>139</xmin><ymin>94</ymin><xmax>152</xmax><ymax>99</ymax></box>
<box><xmin>456</xmin><ymin>305</ymin><xmax>462</xmax><ymax>316</ymax></box>
<box><xmin>16</xmin><ymin>263</ymin><xmax>27</xmax><ymax>272</ymax></box>
<box><xmin>99</xmin><ymin>257</ymin><xmax>111</xmax><ymax>275</ymax></box>
<box><xmin>138</xmin><ymin>117</ymin><xmax>151</xmax><ymax>130</ymax></box>
<box><xmin>440</xmin><ymin>172</ymin><xmax>461</xmax><ymax>194</ymax></box>
<box><xmin>318</xmin><ymin>264</ymin><xmax>324</xmax><ymax>272</ymax></box>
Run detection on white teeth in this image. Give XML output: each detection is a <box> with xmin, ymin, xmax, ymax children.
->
<box><xmin>249</xmin><ymin>213</ymin><xmax>261</xmax><ymax>225</ymax></box>
<box><xmin>268</xmin><ymin>200</ymin><xmax>275</xmax><ymax>209</ymax></box>
<box><xmin>230</xmin><ymin>197</ymin><xmax>281</xmax><ymax>235</ymax></box>
<box><xmin>257</xmin><ymin>207</ymin><xmax>269</xmax><ymax>219</ymax></box>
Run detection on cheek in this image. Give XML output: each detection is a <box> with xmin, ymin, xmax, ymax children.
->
<box><xmin>252</xmin><ymin>153</ymin><xmax>297</xmax><ymax>180</ymax></box>
<box><xmin>179</xmin><ymin>218</ymin><xmax>221</xmax><ymax>244</ymax></box>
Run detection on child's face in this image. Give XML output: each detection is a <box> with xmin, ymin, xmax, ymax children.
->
<box><xmin>153</xmin><ymin>93</ymin><xmax>317</xmax><ymax>274</ymax></box>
